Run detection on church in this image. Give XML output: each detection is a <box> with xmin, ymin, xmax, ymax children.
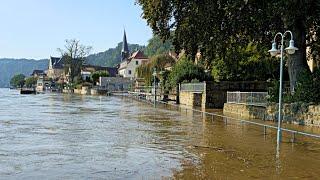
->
<box><xmin>118</xmin><ymin>30</ymin><xmax>149</xmax><ymax>78</ymax></box>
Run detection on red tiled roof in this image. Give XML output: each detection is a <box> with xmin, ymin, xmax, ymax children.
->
<box><xmin>129</xmin><ymin>50</ymin><xmax>148</xmax><ymax>60</ymax></box>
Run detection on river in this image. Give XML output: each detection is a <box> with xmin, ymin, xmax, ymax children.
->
<box><xmin>0</xmin><ymin>88</ymin><xmax>320</xmax><ymax>179</ymax></box>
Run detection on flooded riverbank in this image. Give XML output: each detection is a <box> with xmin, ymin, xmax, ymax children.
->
<box><xmin>0</xmin><ymin>88</ymin><xmax>320</xmax><ymax>179</ymax></box>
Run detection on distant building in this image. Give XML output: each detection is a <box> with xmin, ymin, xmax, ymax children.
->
<box><xmin>47</xmin><ymin>56</ymin><xmax>65</xmax><ymax>80</ymax></box>
<box><xmin>36</xmin><ymin>76</ymin><xmax>52</xmax><ymax>92</ymax></box>
<box><xmin>164</xmin><ymin>51</ymin><xmax>179</xmax><ymax>71</ymax></box>
<box><xmin>46</xmin><ymin>56</ymin><xmax>118</xmax><ymax>83</ymax></box>
<box><xmin>118</xmin><ymin>29</ymin><xmax>149</xmax><ymax>78</ymax></box>
<box><xmin>31</xmin><ymin>70</ymin><xmax>45</xmax><ymax>78</ymax></box>
<box><xmin>81</xmin><ymin>65</ymin><xmax>118</xmax><ymax>81</ymax></box>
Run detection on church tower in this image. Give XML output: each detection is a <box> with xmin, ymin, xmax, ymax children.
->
<box><xmin>121</xmin><ymin>29</ymin><xmax>130</xmax><ymax>61</ymax></box>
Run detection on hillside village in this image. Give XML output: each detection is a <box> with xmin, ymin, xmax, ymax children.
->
<box><xmin>18</xmin><ymin>30</ymin><xmax>176</xmax><ymax>95</ymax></box>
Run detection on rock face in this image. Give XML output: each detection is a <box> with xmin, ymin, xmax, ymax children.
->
<box><xmin>223</xmin><ymin>102</ymin><xmax>320</xmax><ymax>127</ymax></box>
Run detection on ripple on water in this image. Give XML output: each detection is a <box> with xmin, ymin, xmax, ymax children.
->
<box><xmin>1</xmin><ymin>89</ymin><xmax>320</xmax><ymax>179</ymax></box>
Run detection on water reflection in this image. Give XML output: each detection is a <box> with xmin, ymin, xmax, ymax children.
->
<box><xmin>0</xmin><ymin>89</ymin><xmax>320</xmax><ymax>179</ymax></box>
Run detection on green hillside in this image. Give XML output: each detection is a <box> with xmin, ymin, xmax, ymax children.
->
<box><xmin>86</xmin><ymin>42</ymin><xmax>145</xmax><ymax>67</ymax></box>
<box><xmin>0</xmin><ymin>59</ymin><xmax>48</xmax><ymax>87</ymax></box>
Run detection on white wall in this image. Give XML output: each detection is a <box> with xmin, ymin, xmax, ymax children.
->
<box><xmin>119</xmin><ymin>58</ymin><xmax>149</xmax><ymax>78</ymax></box>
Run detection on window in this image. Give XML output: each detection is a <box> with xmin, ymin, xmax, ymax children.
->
<box><xmin>136</xmin><ymin>61</ymin><xmax>139</xmax><ymax>65</ymax></box>
<box><xmin>128</xmin><ymin>70</ymin><xmax>132</xmax><ymax>75</ymax></box>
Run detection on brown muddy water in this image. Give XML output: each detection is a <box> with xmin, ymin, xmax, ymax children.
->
<box><xmin>0</xmin><ymin>88</ymin><xmax>320</xmax><ymax>179</ymax></box>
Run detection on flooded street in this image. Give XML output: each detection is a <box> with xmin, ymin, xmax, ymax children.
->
<box><xmin>1</xmin><ymin>88</ymin><xmax>320</xmax><ymax>179</ymax></box>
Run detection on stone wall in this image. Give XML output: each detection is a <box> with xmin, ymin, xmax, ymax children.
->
<box><xmin>99</xmin><ymin>77</ymin><xmax>132</xmax><ymax>91</ymax></box>
<box><xmin>179</xmin><ymin>81</ymin><xmax>270</xmax><ymax>109</ymax></box>
<box><xmin>74</xmin><ymin>89</ymin><xmax>81</xmax><ymax>94</ymax></box>
<box><xmin>266</xmin><ymin>103</ymin><xmax>320</xmax><ymax>126</ymax></box>
<box><xmin>223</xmin><ymin>103</ymin><xmax>266</xmax><ymax>119</ymax></box>
<box><xmin>203</xmin><ymin>81</ymin><xmax>269</xmax><ymax>109</ymax></box>
<box><xmin>223</xmin><ymin>102</ymin><xmax>320</xmax><ymax>127</ymax></box>
<box><xmin>91</xmin><ymin>89</ymin><xmax>108</xmax><ymax>95</ymax></box>
<box><xmin>179</xmin><ymin>91</ymin><xmax>202</xmax><ymax>107</ymax></box>
<box><xmin>62</xmin><ymin>89</ymin><xmax>73</xmax><ymax>93</ymax></box>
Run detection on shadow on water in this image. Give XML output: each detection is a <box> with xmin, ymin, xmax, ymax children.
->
<box><xmin>146</xmin><ymin>100</ymin><xmax>320</xmax><ymax>179</ymax></box>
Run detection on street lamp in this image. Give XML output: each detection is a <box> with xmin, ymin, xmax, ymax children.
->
<box><xmin>268</xmin><ymin>30</ymin><xmax>298</xmax><ymax>145</ymax></box>
<box><xmin>152</xmin><ymin>68</ymin><xmax>157</xmax><ymax>107</ymax></box>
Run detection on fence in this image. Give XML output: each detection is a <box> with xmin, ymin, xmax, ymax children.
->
<box><xmin>227</xmin><ymin>91</ymin><xmax>268</xmax><ymax>106</ymax></box>
<box><xmin>180</xmin><ymin>83</ymin><xmax>205</xmax><ymax>92</ymax></box>
<box><xmin>119</xmin><ymin>92</ymin><xmax>320</xmax><ymax>143</ymax></box>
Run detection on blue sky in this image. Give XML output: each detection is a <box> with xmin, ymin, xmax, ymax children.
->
<box><xmin>0</xmin><ymin>0</ymin><xmax>153</xmax><ymax>59</ymax></box>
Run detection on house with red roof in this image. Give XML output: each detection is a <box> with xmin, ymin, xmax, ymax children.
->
<box><xmin>118</xmin><ymin>30</ymin><xmax>149</xmax><ymax>78</ymax></box>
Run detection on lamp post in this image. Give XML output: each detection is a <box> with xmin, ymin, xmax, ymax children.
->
<box><xmin>268</xmin><ymin>30</ymin><xmax>298</xmax><ymax>145</ymax></box>
<box><xmin>152</xmin><ymin>68</ymin><xmax>157</xmax><ymax>108</ymax></box>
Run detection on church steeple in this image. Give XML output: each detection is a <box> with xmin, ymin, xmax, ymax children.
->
<box><xmin>121</xmin><ymin>29</ymin><xmax>129</xmax><ymax>61</ymax></box>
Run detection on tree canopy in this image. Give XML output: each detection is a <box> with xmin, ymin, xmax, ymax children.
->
<box><xmin>10</xmin><ymin>74</ymin><xmax>25</xmax><ymax>88</ymax></box>
<box><xmin>58</xmin><ymin>39</ymin><xmax>92</xmax><ymax>83</ymax></box>
<box><xmin>25</xmin><ymin>77</ymin><xmax>37</xmax><ymax>88</ymax></box>
<box><xmin>137</xmin><ymin>0</ymin><xmax>320</xmax><ymax>91</ymax></box>
<box><xmin>168</xmin><ymin>55</ymin><xmax>211</xmax><ymax>88</ymax></box>
<box><xmin>91</xmin><ymin>71</ymin><xmax>109</xmax><ymax>84</ymax></box>
<box><xmin>136</xmin><ymin>54</ymin><xmax>176</xmax><ymax>86</ymax></box>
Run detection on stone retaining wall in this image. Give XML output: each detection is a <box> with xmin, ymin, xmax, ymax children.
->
<box><xmin>223</xmin><ymin>103</ymin><xmax>266</xmax><ymax>119</ymax></box>
<box><xmin>204</xmin><ymin>81</ymin><xmax>269</xmax><ymax>108</ymax></box>
<box><xmin>179</xmin><ymin>91</ymin><xmax>202</xmax><ymax>107</ymax></box>
<box><xmin>223</xmin><ymin>102</ymin><xmax>320</xmax><ymax>127</ymax></box>
<box><xmin>74</xmin><ymin>89</ymin><xmax>81</xmax><ymax>94</ymax></box>
<box><xmin>179</xmin><ymin>81</ymin><xmax>270</xmax><ymax>109</ymax></box>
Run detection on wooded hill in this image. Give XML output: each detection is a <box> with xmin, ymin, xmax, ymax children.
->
<box><xmin>0</xmin><ymin>35</ymin><xmax>172</xmax><ymax>87</ymax></box>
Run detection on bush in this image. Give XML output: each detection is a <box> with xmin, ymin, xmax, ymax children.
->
<box><xmin>168</xmin><ymin>55</ymin><xmax>211</xmax><ymax>89</ymax></box>
<box><xmin>268</xmin><ymin>68</ymin><xmax>320</xmax><ymax>104</ymax></box>
<box><xmin>293</xmin><ymin>68</ymin><xmax>320</xmax><ymax>103</ymax></box>
<box><xmin>25</xmin><ymin>77</ymin><xmax>37</xmax><ymax>88</ymax></box>
<box><xmin>91</xmin><ymin>71</ymin><xmax>109</xmax><ymax>84</ymax></box>
<box><xmin>75</xmin><ymin>84</ymin><xmax>82</xmax><ymax>89</ymax></box>
<box><xmin>10</xmin><ymin>74</ymin><xmax>26</xmax><ymax>88</ymax></box>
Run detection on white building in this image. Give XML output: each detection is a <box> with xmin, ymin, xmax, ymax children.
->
<box><xmin>118</xmin><ymin>30</ymin><xmax>149</xmax><ymax>78</ymax></box>
<box><xmin>119</xmin><ymin>50</ymin><xmax>149</xmax><ymax>78</ymax></box>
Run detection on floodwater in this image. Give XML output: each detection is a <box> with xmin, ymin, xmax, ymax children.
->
<box><xmin>0</xmin><ymin>88</ymin><xmax>320</xmax><ymax>179</ymax></box>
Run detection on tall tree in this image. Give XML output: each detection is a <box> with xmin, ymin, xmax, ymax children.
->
<box><xmin>136</xmin><ymin>54</ymin><xmax>176</xmax><ymax>85</ymax></box>
<box><xmin>137</xmin><ymin>0</ymin><xmax>320</xmax><ymax>91</ymax></box>
<box><xmin>58</xmin><ymin>39</ymin><xmax>92</xmax><ymax>83</ymax></box>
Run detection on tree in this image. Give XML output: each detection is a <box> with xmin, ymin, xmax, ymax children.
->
<box><xmin>10</xmin><ymin>74</ymin><xmax>25</xmax><ymax>88</ymax></box>
<box><xmin>25</xmin><ymin>77</ymin><xmax>37</xmax><ymax>88</ymax></box>
<box><xmin>211</xmin><ymin>42</ymin><xmax>283</xmax><ymax>81</ymax></box>
<box><xmin>136</xmin><ymin>54</ymin><xmax>176</xmax><ymax>85</ymax></box>
<box><xmin>168</xmin><ymin>55</ymin><xmax>211</xmax><ymax>88</ymax></box>
<box><xmin>58</xmin><ymin>39</ymin><xmax>92</xmax><ymax>83</ymax></box>
<box><xmin>137</xmin><ymin>0</ymin><xmax>320</xmax><ymax>91</ymax></box>
<box><xmin>91</xmin><ymin>71</ymin><xmax>109</xmax><ymax>84</ymax></box>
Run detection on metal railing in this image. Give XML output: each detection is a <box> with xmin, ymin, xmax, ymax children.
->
<box><xmin>119</xmin><ymin>92</ymin><xmax>320</xmax><ymax>142</ymax></box>
<box><xmin>180</xmin><ymin>83</ymin><xmax>205</xmax><ymax>92</ymax></box>
<box><xmin>227</xmin><ymin>91</ymin><xmax>268</xmax><ymax>106</ymax></box>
